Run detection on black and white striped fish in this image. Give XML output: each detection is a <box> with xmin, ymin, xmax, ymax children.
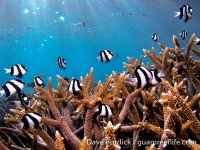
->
<box><xmin>180</xmin><ymin>30</ymin><xmax>188</xmax><ymax>40</ymax></box>
<box><xmin>21</xmin><ymin>112</ymin><xmax>42</xmax><ymax>129</ymax></box>
<box><xmin>150</xmin><ymin>70</ymin><xmax>162</xmax><ymax>85</ymax></box>
<box><xmin>34</xmin><ymin>76</ymin><xmax>45</xmax><ymax>87</ymax></box>
<box><xmin>152</xmin><ymin>33</ymin><xmax>160</xmax><ymax>41</ymax></box>
<box><xmin>4</xmin><ymin>64</ymin><xmax>27</xmax><ymax>78</ymax></box>
<box><xmin>57</xmin><ymin>56</ymin><xmax>66</xmax><ymax>70</ymax></box>
<box><xmin>94</xmin><ymin>104</ymin><xmax>113</xmax><ymax>118</ymax></box>
<box><xmin>97</xmin><ymin>50</ymin><xmax>113</xmax><ymax>63</ymax></box>
<box><xmin>130</xmin><ymin>66</ymin><xmax>162</xmax><ymax>88</ymax></box>
<box><xmin>0</xmin><ymin>79</ymin><xmax>24</xmax><ymax>97</ymax></box>
<box><xmin>27</xmin><ymin>74</ymin><xmax>46</xmax><ymax>88</ymax></box>
<box><xmin>18</xmin><ymin>91</ymin><xmax>31</xmax><ymax>109</ymax></box>
<box><xmin>68</xmin><ymin>79</ymin><xmax>82</xmax><ymax>95</ymax></box>
<box><xmin>175</xmin><ymin>4</ymin><xmax>192</xmax><ymax>23</ymax></box>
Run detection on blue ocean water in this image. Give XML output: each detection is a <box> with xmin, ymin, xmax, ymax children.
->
<box><xmin>0</xmin><ymin>0</ymin><xmax>199</xmax><ymax>93</ymax></box>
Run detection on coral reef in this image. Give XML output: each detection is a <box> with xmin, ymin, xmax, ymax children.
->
<box><xmin>1</xmin><ymin>34</ymin><xmax>200</xmax><ymax>150</ymax></box>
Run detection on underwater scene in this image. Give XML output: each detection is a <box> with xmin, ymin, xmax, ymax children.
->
<box><xmin>0</xmin><ymin>0</ymin><xmax>200</xmax><ymax>149</ymax></box>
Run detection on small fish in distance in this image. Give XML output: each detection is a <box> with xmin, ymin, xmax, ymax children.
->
<box><xmin>34</xmin><ymin>76</ymin><xmax>45</xmax><ymax>87</ymax></box>
<box><xmin>180</xmin><ymin>30</ymin><xmax>188</xmax><ymax>40</ymax></box>
<box><xmin>57</xmin><ymin>56</ymin><xmax>66</xmax><ymax>70</ymax></box>
<box><xmin>115</xmin><ymin>53</ymin><xmax>119</xmax><ymax>59</ymax></box>
<box><xmin>21</xmin><ymin>112</ymin><xmax>42</xmax><ymax>129</ymax></box>
<box><xmin>82</xmin><ymin>21</ymin><xmax>85</xmax><ymax>27</ymax></box>
<box><xmin>4</xmin><ymin>64</ymin><xmax>27</xmax><ymax>78</ymax></box>
<box><xmin>97</xmin><ymin>49</ymin><xmax>113</xmax><ymax>63</ymax></box>
<box><xmin>0</xmin><ymin>79</ymin><xmax>24</xmax><ymax>97</ymax></box>
<box><xmin>86</xmin><ymin>28</ymin><xmax>90</xmax><ymax>32</ymax></box>
<box><xmin>5</xmin><ymin>94</ymin><xmax>18</xmax><ymax>103</ymax></box>
<box><xmin>152</xmin><ymin>33</ymin><xmax>160</xmax><ymax>41</ymax></box>
<box><xmin>174</xmin><ymin>4</ymin><xmax>192</xmax><ymax>23</ymax></box>
<box><xmin>68</xmin><ymin>78</ymin><xmax>83</xmax><ymax>95</ymax></box>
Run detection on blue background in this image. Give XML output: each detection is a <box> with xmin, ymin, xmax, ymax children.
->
<box><xmin>0</xmin><ymin>0</ymin><xmax>199</xmax><ymax>93</ymax></box>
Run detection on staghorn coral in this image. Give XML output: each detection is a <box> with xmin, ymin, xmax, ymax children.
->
<box><xmin>0</xmin><ymin>34</ymin><xmax>200</xmax><ymax>150</ymax></box>
<box><xmin>55</xmin><ymin>130</ymin><xmax>65</xmax><ymax>150</ymax></box>
<box><xmin>104</xmin><ymin>121</ymin><xmax>121</xmax><ymax>150</ymax></box>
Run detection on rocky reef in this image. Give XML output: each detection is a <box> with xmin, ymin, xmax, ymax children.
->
<box><xmin>1</xmin><ymin>34</ymin><xmax>200</xmax><ymax>150</ymax></box>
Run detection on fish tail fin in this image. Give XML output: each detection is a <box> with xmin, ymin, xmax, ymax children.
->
<box><xmin>0</xmin><ymin>90</ymin><xmax>5</xmax><ymax>97</ymax></box>
<box><xmin>130</xmin><ymin>78</ymin><xmax>138</xmax><ymax>84</ymax></box>
<box><xmin>192</xmin><ymin>33</ymin><xmax>200</xmax><ymax>45</ymax></box>
<box><xmin>96</xmin><ymin>56</ymin><xmax>101</xmax><ymax>61</ymax></box>
<box><xmin>157</xmin><ymin>70</ymin><xmax>165</xmax><ymax>78</ymax></box>
<box><xmin>4</xmin><ymin>68</ymin><xmax>10</xmax><ymax>74</ymax></box>
<box><xmin>174</xmin><ymin>12</ymin><xmax>180</xmax><ymax>17</ymax></box>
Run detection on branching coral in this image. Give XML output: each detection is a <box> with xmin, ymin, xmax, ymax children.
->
<box><xmin>0</xmin><ymin>34</ymin><xmax>200</xmax><ymax>150</ymax></box>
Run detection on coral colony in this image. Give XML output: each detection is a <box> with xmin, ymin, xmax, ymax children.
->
<box><xmin>1</xmin><ymin>34</ymin><xmax>200</xmax><ymax>150</ymax></box>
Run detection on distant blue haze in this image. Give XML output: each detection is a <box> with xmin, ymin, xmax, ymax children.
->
<box><xmin>0</xmin><ymin>0</ymin><xmax>199</xmax><ymax>93</ymax></box>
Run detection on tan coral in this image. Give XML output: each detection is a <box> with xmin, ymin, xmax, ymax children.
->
<box><xmin>104</xmin><ymin>121</ymin><xmax>121</xmax><ymax>150</ymax></box>
<box><xmin>55</xmin><ymin>130</ymin><xmax>65</xmax><ymax>150</ymax></box>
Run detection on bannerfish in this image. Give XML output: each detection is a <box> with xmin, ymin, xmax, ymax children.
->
<box><xmin>175</xmin><ymin>4</ymin><xmax>192</xmax><ymax>23</ymax></box>
<box><xmin>97</xmin><ymin>50</ymin><xmax>113</xmax><ymax>63</ymax></box>
<box><xmin>0</xmin><ymin>79</ymin><xmax>24</xmax><ymax>97</ymax></box>
<box><xmin>152</xmin><ymin>33</ymin><xmax>160</xmax><ymax>41</ymax></box>
<box><xmin>4</xmin><ymin>64</ymin><xmax>27</xmax><ymax>78</ymax></box>
<box><xmin>34</xmin><ymin>76</ymin><xmax>45</xmax><ymax>87</ymax></box>
<box><xmin>130</xmin><ymin>66</ymin><xmax>162</xmax><ymax>89</ymax></box>
<box><xmin>180</xmin><ymin>30</ymin><xmax>188</xmax><ymax>40</ymax></box>
<box><xmin>18</xmin><ymin>91</ymin><xmax>32</xmax><ymax>109</ymax></box>
<box><xmin>68</xmin><ymin>78</ymin><xmax>82</xmax><ymax>95</ymax></box>
<box><xmin>21</xmin><ymin>112</ymin><xmax>42</xmax><ymax>129</ymax></box>
<box><xmin>57</xmin><ymin>56</ymin><xmax>66</xmax><ymax>70</ymax></box>
<box><xmin>94</xmin><ymin>104</ymin><xmax>113</xmax><ymax>118</ymax></box>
